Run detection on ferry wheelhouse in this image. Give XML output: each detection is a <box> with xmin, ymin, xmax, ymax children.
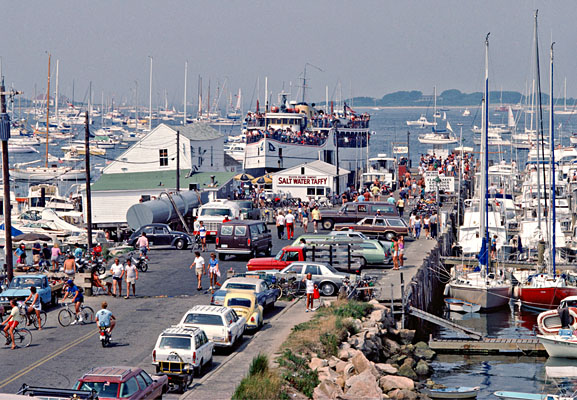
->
<box><xmin>242</xmin><ymin>94</ymin><xmax>370</xmax><ymax>176</ymax></box>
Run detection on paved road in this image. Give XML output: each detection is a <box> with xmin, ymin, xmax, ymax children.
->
<box><xmin>0</xmin><ymin>223</ymin><xmax>394</xmax><ymax>396</ymax></box>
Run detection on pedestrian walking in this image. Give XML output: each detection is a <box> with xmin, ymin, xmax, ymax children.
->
<box><xmin>391</xmin><ymin>237</ymin><xmax>399</xmax><ymax>270</ymax></box>
<box><xmin>124</xmin><ymin>258</ymin><xmax>138</xmax><ymax>299</ymax></box>
<box><xmin>311</xmin><ymin>206</ymin><xmax>321</xmax><ymax>233</ymax></box>
<box><xmin>276</xmin><ymin>211</ymin><xmax>286</xmax><ymax>240</ymax></box>
<box><xmin>301</xmin><ymin>207</ymin><xmax>309</xmax><ymax>233</ymax></box>
<box><xmin>190</xmin><ymin>251</ymin><xmax>205</xmax><ymax>291</ymax></box>
<box><xmin>198</xmin><ymin>221</ymin><xmax>207</xmax><ymax>251</ymax></box>
<box><xmin>63</xmin><ymin>254</ymin><xmax>76</xmax><ymax>281</ymax></box>
<box><xmin>430</xmin><ymin>212</ymin><xmax>438</xmax><ymax>239</ymax></box>
<box><xmin>398</xmin><ymin>235</ymin><xmax>405</xmax><ymax>267</ymax></box>
<box><xmin>208</xmin><ymin>253</ymin><xmax>220</xmax><ymax>291</ymax></box>
<box><xmin>32</xmin><ymin>243</ymin><xmax>41</xmax><ymax>265</ymax></box>
<box><xmin>423</xmin><ymin>215</ymin><xmax>431</xmax><ymax>240</ymax></box>
<box><xmin>396</xmin><ymin>198</ymin><xmax>405</xmax><ymax>218</ymax></box>
<box><xmin>110</xmin><ymin>258</ymin><xmax>125</xmax><ymax>297</ymax></box>
<box><xmin>414</xmin><ymin>216</ymin><xmax>422</xmax><ymax>239</ymax></box>
<box><xmin>285</xmin><ymin>210</ymin><xmax>295</xmax><ymax>240</ymax></box>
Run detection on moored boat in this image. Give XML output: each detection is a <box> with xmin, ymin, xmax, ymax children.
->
<box><xmin>444</xmin><ymin>298</ymin><xmax>481</xmax><ymax>313</ymax></box>
<box><xmin>494</xmin><ymin>391</ymin><xmax>574</xmax><ymax>400</ymax></box>
<box><xmin>423</xmin><ymin>387</ymin><xmax>480</xmax><ymax>399</ymax></box>
<box><xmin>538</xmin><ymin>332</ymin><xmax>577</xmax><ymax>359</ymax></box>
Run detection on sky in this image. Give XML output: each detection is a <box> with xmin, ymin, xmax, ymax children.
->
<box><xmin>1</xmin><ymin>0</ymin><xmax>575</xmax><ymax>109</ymax></box>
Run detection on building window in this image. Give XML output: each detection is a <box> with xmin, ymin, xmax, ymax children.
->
<box><xmin>159</xmin><ymin>149</ymin><xmax>168</xmax><ymax>166</ymax></box>
<box><xmin>307</xmin><ymin>187</ymin><xmax>325</xmax><ymax>196</ymax></box>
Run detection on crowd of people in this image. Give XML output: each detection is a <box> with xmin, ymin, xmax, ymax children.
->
<box><xmin>246</xmin><ymin>127</ymin><xmax>329</xmax><ymax>145</ymax></box>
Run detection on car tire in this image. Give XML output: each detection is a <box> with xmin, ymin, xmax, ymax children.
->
<box><xmin>359</xmin><ymin>257</ymin><xmax>367</xmax><ymax>268</ymax></box>
<box><xmin>265</xmin><ymin>244</ymin><xmax>272</xmax><ymax>256</ymax></box>
<box><xmin>322</xmin><ymin>219</ymin><xmax>334</xmax><ymax>230</ymax></box>
<box><xmin>175</xmin><ymin>239</ymin><xmax>185</xmax><ymax>250</ymax></box>
<box><xmin>385</xmin><ymin>232</ymin><xmax>395</xmax><ymax>241</ymax></box>
<box><xmin>218</xmin><ymin>253</ymin><xmax>226</xmax><ymax>261</ymax></box>
<box><xmin>249</xmin><ymin>249</ymin><xmax>257</xmax><ymax>259</ymax></box>
<box><xmin>320</xmin><ymin>282</ymin><xmax>337</xmax><ymax>297</ymax></box>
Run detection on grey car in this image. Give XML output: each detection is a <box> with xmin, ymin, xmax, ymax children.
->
<box><xmin>277</xmin><ymin>262</ymin><xmax>350</xmax><ymax>297</ymax></box>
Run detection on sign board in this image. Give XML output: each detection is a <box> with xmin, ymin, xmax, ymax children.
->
<box><xmin>393</xmin><ymin>146</ymin><xmax>408</xmax><ymax>154</ymax></box>
<box><xmin>277</xmin><ymin>175</ymin><xmax>330</xmax><ymax>186</ymax></box>
<box><xmin>424</xmin><ymin>171</ymin><xmax>439</xmax><ymax>178</ymax></box>
<box><xmin>425</xmin><ymin>176</ymin><xmax>455</xmax><ymax>192</ymax></box>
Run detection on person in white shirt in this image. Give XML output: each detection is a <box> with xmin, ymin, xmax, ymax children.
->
<box><xmin>124</xmin><ymin>259</ymin><xmax>138</xmax><ymax>299</ymax></box>
<box><xmin>276</xmin><ymin>211</ymin><xmax>286</xmax><ymax>240</ymax></box>
<box><xmin>190</xmin><ymin>251</ymin><xmax>205</xmax><ymax>291</ymax></box>
<box><xmin>285</xmin><ymin>210</ymin><xmax>295</xmax><ymax>240</ymax></box>
<box><xmin>110</xmin><ymin>258</ymin><xmax>125</xmax><ymax>297</ymax></box>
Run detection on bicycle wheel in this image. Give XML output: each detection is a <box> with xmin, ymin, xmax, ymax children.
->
<box><xmin>275</xmin><ymin>285</ymin><xmax>283</xmax><ymax>300</ymax></box>
<box><xmin>81</xmin><ymin>306</ymin><xmax>95</xmax><ymax>324</ymax></box>
<box><xmin>15</xmin><ymin>328</ymin><xmax>32</xmax><ymax>348</ymax></box>
<box><xmin>58</xmin><ymin>308</ymin><xmax>74</xmax><ymax>327</ymax></box>
<box><xmin>32</xmin><ymin>311</ymin><xmax>48</xmax><ymax>329</ymax></box>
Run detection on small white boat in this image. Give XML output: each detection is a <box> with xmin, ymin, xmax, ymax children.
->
<box><xmin>538</xmin><ymin>333</ymin><xmax>577</xmax><ymax>359</ymax></box>
<box><xmin>445</xmin><ymin>298</ymin><xmax>481</xmax><ymax>313</ymax></box>
<box><xmin>423</xmin><ymin>386</ymin><xmax>480</xmax><ymax>399</ymax></box>
<box><xmin>8</xmin><ymin>144</ymin><xmax>38</xmax><ymax>154</ymax></box>
<box><xmin>537</xmin><ymin>297</ymin><xmax>577</xmax><ymax>335</ymax></box>
<box><xmin>494</xmin><ymin>391</ymin><xmax>574</xmax><ymax>400</ymax></box>
<box><xmin>462</xmin><ymin>108</ymin><xmax>471</xmax><ymax>117</ymax></box>
<box><xmin>407</xmin><ymin>115</ymin><xmax>437</xmax><ymax>127</ymax></box>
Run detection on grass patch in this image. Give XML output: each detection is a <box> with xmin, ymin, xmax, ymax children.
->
<box><xmin>233</xmin><ymin>354</ymin><xmax>286</xmax><ymax>400</ymax></box>
<box><xmin>278</xmin><ymin>350</ymin><xmax>319</xmax><ymax>398</ymax></box>
<box><xmin>249</xmin><ymin>353</ymin><xmax>269</xmax><ymax>376</ymax></box>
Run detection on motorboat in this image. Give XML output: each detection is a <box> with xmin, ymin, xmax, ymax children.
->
<box><xmin>537</xmin><ymin>297</ymin><xmax>577</xmax><ymax>335</ymax></box>
<box><xmin>444</xmin><ymin>298</ymin><xmax>481</xmax><ymax>313</ymax></box>
<box><xmin>538</xmin><ymin>332</ymin><xmax>577</xmax><ymax>359</ymax></box>
<box><xmin>462</xmin><ymin>108</ymin><xmax>471</xmax><ymax>117</ymax></box>
<box><xmin>407</xmin><ymin>115</ymin><xmax>437</xmax><ymax>127</ymax></box>
<box><xmin>495</xmin><ymin>391</ymin><xmax>574</xmax><ymax>400</ymax></box>
<box><xmin>423</xmin><ymin>387</ymin><xmax>480</xmax><ymax>399</ymax></box>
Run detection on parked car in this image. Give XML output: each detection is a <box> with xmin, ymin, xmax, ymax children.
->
<box><xmin>152</xmin><ymin>326</ymin><xmax>214</xmax><ymax>381</ymax></box>
<box><xmin>319</xmin><ymin>202</ymin><xmax>398</xmax><ymax>230</ymax></box>
<box><xmin>74</xmin><ymin>366</ymin><xmax>168</xmax><ymax>400</ymax></box>
<box><xmin>129</xmin><ymin>223</ymin><xmax>192</xmax><ymax>250</ymax></box>
<box><xmin>211</xmin><ymin>277</ymin><xmax>279</xmax><ymax>308</ymax></box>
<box><xmin>291</xmin><ymin>235</ymin><xmax>389</xmax><ymax>267</ymax></box>
<box><xmin>255</xmin><ymin>262</ymin><xmax>349</xmax><ymax>297</ymax></box>
<box><xmin>232</xmin><ymin>200</ymin><xmax>261</xmax><ymax>220</ymax></box>
<box><xmin>215</xmin><ymin>220</ymin><xmax>272</xmax><ymax>260</ymax></box>
<box><xmin>0</xmin><ymin>274</ymin><xmax>59</xmax><ymax>311</ymax></box>
<box><xmin>177</xmin><ymin>305</ymin><xmax>246</xmax><ymax>348</ymax></box>
<box><xmin>334</xmin><ymin>216</ymin><xmax>409</xmax><ymax>240</ymax></box>
<box><xmin>224</xmin><ymin>290</ymin><xmax>264</xmax><ymax>331</ymax></box>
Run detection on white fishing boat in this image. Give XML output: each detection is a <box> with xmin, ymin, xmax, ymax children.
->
<box><xmin>494</xmin><ymin>391</ymin><xmax>574</xmax><ymax>400</ymax></box>
<box><xmin>406</xmin><ymin>115</ymin><xmax>437</xmax><ymax>127</ymax></box>
<box><xmin>444</xmin><ymin>298</ymin><xmax>481</xmax><ymax>313</ymax></box>
<box><xmin>462</xmin><ymin>108</ymin><xmax>471</xmax><ymax>117</ymax></box>
<box><xmin>423</xmin><ymin>387</ymin><xmax>480</xmax><ymax>399</ymax></box>
<box><xmin>61</xmin><ymin>145</ymin><xmax>106</xmax><ymax>156</ymax></box>
<box><xmin>538</xmin><ymin>333</ymin><xmax>577</xmax><ymax>359</ymax></box>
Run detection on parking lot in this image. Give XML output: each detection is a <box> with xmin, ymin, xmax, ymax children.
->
<box><xmin>0</xmin><ymin>224</ymin><xmax>393</xmax><ymax>396</ymax></box>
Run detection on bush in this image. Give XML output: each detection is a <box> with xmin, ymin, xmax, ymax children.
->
<box><xmin>232</xmin><ymin>372</ymin><xmax>283</xmax><ymax>400</ymax></box>
<box><xmin>331</xmin><ymin>300</ymin><xmax>373</xmax><ymax>319</ymax></box>
<box><xmin>249</xmin><ymin>353</ymin><xmax>269</xmax><ymax>376</ymax></box>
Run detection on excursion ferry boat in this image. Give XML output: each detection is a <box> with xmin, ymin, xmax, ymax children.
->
<box><xmin>242</xmin><ymin>94</ymin><xmax>371</xmax><ymax>176</ymax></box>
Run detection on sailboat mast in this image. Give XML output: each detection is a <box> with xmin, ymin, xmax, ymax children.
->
<box><xmin>148</xmin><ymin>56</ymin><xmax>153</xmax><ymax>131</ymax></box>
<box><xmin>433</xmin><ymin>85</ymin><xmax>437</xmax><ymax>126</ymax></box>
<box><xmin>480</xmin><ymin>34</ymin><xmax>490</xmax><ymax>272</ymax></box>
<box><xmin>45</xmin><ymin>54</ymin><xmax>51</xmax><ymax>167</ymax></box>
<box><xmin>549</xmin><ymin>42</ymin><xmax>556</xmax><ymax>275</ymax></box>
<box><xmin>55</xmin><ymin>59</ymin><xmax>59</xmax><ymax>129</ymax></box>
<box><xmin>183</xmin><ymin>61</ymin><xmax>188</xmax><ymax>126</ymax></box>
<box><xmin>534</xmin><ymin>11</ymin><xmax>543</xmax><ymax>232</ymax></box>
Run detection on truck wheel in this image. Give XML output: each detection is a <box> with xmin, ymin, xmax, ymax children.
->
<box><xmin>175</xmin><ymin>239</ymin><xmax>185</xmax><ymax>250</ymax></box>
<box><xmin>322</xmin><ymin>219</ymin><xmax>334</xmax><ymax>230</ymax></box>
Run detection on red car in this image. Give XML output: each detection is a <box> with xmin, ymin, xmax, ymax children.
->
<box><xmin>74</xmin><ymin>366</ymin><xmax>168</xmax><ymax>400</ymax></box>
<box><xmin>246</xmin><ymin>246</ymin><xmax>305</xmax><ymax>271</ymax></box>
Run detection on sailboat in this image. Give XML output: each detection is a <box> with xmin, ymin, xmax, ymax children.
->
<box><xmin>554</xmin><ymin>77</ymin><xmax>577</xmax><ymax>115</ymax></box>
<box><xmin>517</xmin><ymin>24</ymin><xmax>577</xmax><ymax>311</ymax></box>
<box><xmin>417</xmin><ymin>86</ymin><xmax>458</xmax><ymax>144</ymax></box>
<box><xmin>227</xmin><ymin>88</ymin><xmax>242</xmax><ymax>120</ymax></box>
<box><xmin>445</xmin><ymin>34</ymin><xmax>511</xmax><ymax>311</ymax></box>
<box><xmin>11</xmin><ymin>54</ymin><xmax>85</xmax><ymax>181</ymax></box>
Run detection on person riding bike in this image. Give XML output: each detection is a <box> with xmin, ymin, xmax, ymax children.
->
<box><xmin>23</xmin><ymin>286</ymin><xmax>43</xmax><ymax>330</ymax></box>
<box><xmin>1</xmin><ymin>299</ymin><xmax>20</xmax><ymax>349</ymax></box>
<box><xmin>95</xmin><ymin>301</ymin><xmax>116</xmax><ymax>335</ymax></box>
<box><xmin>136</xmin><ymin>232</ymin><xmax>149</xmax><ymax>258</ymax></box>
<box><xmin>62</xmin><ymin>279</ymin><xmax>84</xmax><ymax>324</ymax></box>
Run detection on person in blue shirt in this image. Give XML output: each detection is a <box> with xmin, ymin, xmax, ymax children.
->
<box><xmin>62</xmin><ymin>280</ymin><xmax>84</xmax><ymax>324</ymax></box>
<box><xmin>73</xmin><ymin>243</ymin><xmax>83</xmax><ymax>259</ymax></box>
<box><xmin>95</xmin><ymin>301</ymin><xmax>116</xmax><ymax>334</ymax></box>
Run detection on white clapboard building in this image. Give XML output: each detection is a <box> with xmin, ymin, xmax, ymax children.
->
<box><xmin>83</xmin><ymin>123</ymin><xmax>238</xmax><ymax>228</ymax></box>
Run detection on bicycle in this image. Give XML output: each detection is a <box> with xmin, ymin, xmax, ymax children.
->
<box><xmin>17</xmin><ymin>302</ymin><xmax>47</xmax><ymax>330</ymax></box>
<box><xmin>2</xmin><ymin>326</ymin><xmax>32</xmax><ymax>348</ymax></box>
<box><xmin>58</xmin><ymin>302</ymin><xmax>95</xmax><ymax>327</ymax></box>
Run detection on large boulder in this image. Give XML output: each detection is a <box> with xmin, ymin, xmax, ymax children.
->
<box><xmin>413</xmin><ymin>342</ymin><xmax>436</xmax><ymax>361</ymax></box>
<box><xmin>328</xmin><ymin>356</ymin><xmax>341</xmax><ymax>368</ymax></box>
<box><xmin>384</xmin><ymin>338</ymin><xmax>401</xmax><ymax>356</ymax></box>
<box><xmin>344</xmin><ymin>369</ymin><xmax>383</xmax><ymax>399</ymax></box>
<box><xmin>379</xmin><ymin>375</ymin><xmax>415</xmax><ymax>392</ymax></box>
<box><xmin>336</xmin><ymin>362</ymin><xmax>355</xmax><ymax>379</ymax></box>
<box><xmin>351</xmin><ymin>351</ymin><xmax>379</xmax><ymax>378</ymax></box>
<box><xmin>415</xmin><ymin>360</ymin><xmax>431</xmax><ymax>376</ymax></box>
<box><xmin>397</xmin><ymin>363</ymin><xmax>418</xmax><ymax>380</ymax></box>
<box><xmin>398</xmin><ymin>329</ymin><xmax>416</xmax><ymax>344</ymax></box>
<box><xmin>370</xmin><ymin>309</ymin><xmax>388</xmax><ymax>323</ymax></box>
<box><xmin>309</xmin><ymin>357</ymin><xmax>328</xmax><ymax>371</ymax></box>
<box><xmin>375</xmin><ymin>363</ymin><xmax>398</xmax><ymax>375</ymax></box>
<box><xmin>313</xmin><ymin>379</ymin><xmax>344</xmax><ymax>400</ymax></box>
<box><xmin>388</xmin><ymin>389</ymin><xmax>419</xmax><ymax>400</ymax></box>
<box><xmin>317</xmin><ymin>366</ymin><xmax>339</xmax><ymax>382</ymax></box>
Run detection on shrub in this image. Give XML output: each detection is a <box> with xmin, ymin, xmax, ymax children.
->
<box><xmin>232</xmin><ymin>372</ymin><xmax>283</xmax><ymax>400</ymax></box>
<box><xmin>249</xmin><ymin>353</ymin><xmax>269</xmax><ymax>376</ymax></box>
<box><xmin>278</xmin><ymin>350</ymin><xmax>319</xmax><ymax>398</ymax></box>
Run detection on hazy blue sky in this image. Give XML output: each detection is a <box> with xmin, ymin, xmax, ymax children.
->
<box><xmin>1</xmin><ymin>0</ymin><xmax>575</xmax><ymax>108</ymax></box>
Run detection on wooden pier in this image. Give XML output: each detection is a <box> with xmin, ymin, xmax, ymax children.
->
<box><xmin>429</xmin><ymin>337</ymin><xmax>546</xmax><ymax>355</ymax></box>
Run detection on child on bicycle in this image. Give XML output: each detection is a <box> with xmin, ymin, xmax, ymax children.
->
<box><xmin>24</xmin><ymin>286</ymin><xmax>42</xmax><ymax>330</ymax></box>
<box><xmin>62</xmin><ymin>280</ymin><xmax>84</xmax><ymax>324</ymax></box>
<box><xmin>2</xmin><ymin>299</ymin><xmax>19</xmax><ymax>349</ymax></box>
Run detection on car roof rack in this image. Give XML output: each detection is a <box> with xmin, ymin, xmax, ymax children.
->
<box><xmin>18</xmin><ymin>384</ymin><xmax>98</xmax><ymax>399</ymax></box>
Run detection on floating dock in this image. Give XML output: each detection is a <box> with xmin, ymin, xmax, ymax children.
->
<box><xmin>429</xmin><ymin>337</ymin><xmax>546</xmax><ymax>355</ymax></box>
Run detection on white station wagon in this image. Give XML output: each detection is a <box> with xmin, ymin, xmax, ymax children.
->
<box><xmin>177</xmin><ymin>305</ymin><xmax>246</xmax><ymax>348</ymax></box>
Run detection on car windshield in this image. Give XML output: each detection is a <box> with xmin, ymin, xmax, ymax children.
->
<box><xmin>225</xmin><ymin>283</ymin><xmax>256</xmax><ymax>291</ymax></box>
<box><xmin>10</xmin><ymin>277</ymin><xmax>42</xmax><ymax>289</ymax></box>
<box><xmin>227</xmin><ymin>298</ymin><xmax>252</xmax><ymax>308</ymax></box>
<box><xmin>159</xmin><ymin>336</ymin><xmax>191</xmax><ymax>350</ymax></box>
<box><xmin>184</xmin><ymin>313</ymin><xmax>223</xmax><ymax>326</ymax></box>
<box><xmin>200</xmin><ymin>208</ymin><xmax>231</xmax><ymax>216</ymax></box>
<box><xmin>77</xmin><ymin>381</ymin><xmax>119</xmax><ymax>398</ymax></box>
<box><xmin>275</xmin><ymin>250</ymin><xmax>284</xmax><ymax>260</ymax></box>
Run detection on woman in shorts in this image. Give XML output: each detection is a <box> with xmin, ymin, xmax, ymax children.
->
<box><xmin>208</xmin><ymin>253</ymin><xmax>220</xmax><ymax>291</ymax></box>
<box><xmin>1</xmin><ymin>299</ymin><xmax>20</xmax><ymax>349</ymax></box>
<box><xmin>51</xmin><ymin>243</ymin><xmax>61</xmax><ymax>272</ymax></box>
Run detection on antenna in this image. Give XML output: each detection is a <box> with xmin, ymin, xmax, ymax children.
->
<box><xmin>301</xmin><ymin>63</ymin><xmax>323</xmax><ymax>103</ymax></box>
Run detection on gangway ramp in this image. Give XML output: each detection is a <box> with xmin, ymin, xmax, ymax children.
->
<box><xmin>408</xmin><ymin>306</ymin><xmax>483</xmax><ymax>340</ymax></box>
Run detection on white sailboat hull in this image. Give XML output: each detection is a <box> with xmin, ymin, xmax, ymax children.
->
<box><xmin>447</xmin><ymin>283</ymin><xmax>510</xmax><ymax>310</ymax></box>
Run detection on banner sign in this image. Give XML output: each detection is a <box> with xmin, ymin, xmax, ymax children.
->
<box><xmin>277</xmin><ymin>176</ymin><xmax>329</xmax><ymax>186</ymax></box>
<box><xmin>393</xmin><ymin>146</ymin><xmax>408</xmax><ymax>154</ymax></box>
<box><xmin>425</xmin><ymin>176</ymin><xmax>455</xmax><ymax>192</ymax></box>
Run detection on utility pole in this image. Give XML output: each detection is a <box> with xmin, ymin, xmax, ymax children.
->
<box><xmin>407</xmin><ymin>130</ymin><xmax>411</xmax><ymax>168</ymax></box>
<box><xmin>0</xmin><ymin>77</ymin><xmax>21</xmax><ymax>282</ymax></box>
<box><xmin>84</xmin><ymin>112</ymin><xmax>93</xmax><ymax>252</ymax></box>
<box><xmin>176</xmin><ymin>130</ymin><xmax>180</xmax><ymax>191</ymax></box>
<box><xmin>334</xmin><ymin>124</ymin><xmax>340</xmax><ymax>197</ymax></box>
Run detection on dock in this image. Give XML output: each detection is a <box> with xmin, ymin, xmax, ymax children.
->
<box><xmin>429</xmin><ymin>337</ymin><xmax>546</xmax><ymax>355</ymax></box>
